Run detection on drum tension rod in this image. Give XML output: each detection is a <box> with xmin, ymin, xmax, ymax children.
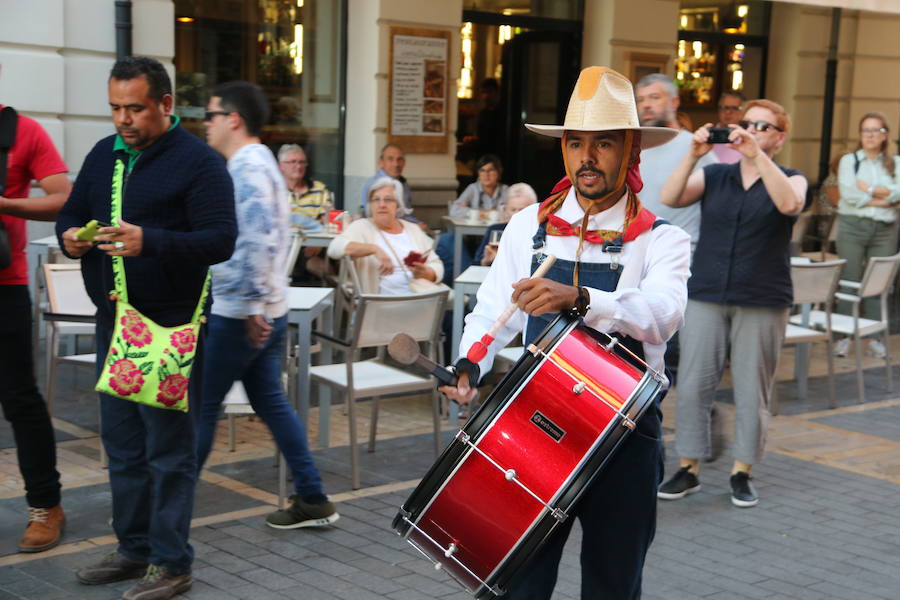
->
<box><xmin>454</xmin><ymin>430</ymin><xmax>569</xmax><ymax>522</ymax></box>
<box><xmin>402</xmin><ymin>517</ymin><xmax>492</xmax><ymax>589</ymax></box>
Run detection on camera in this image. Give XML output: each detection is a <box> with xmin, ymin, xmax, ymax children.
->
<box><xmin>707</xmin><ymin>127</ymin><xmax>732</xmax><ymax>144</ymax></box>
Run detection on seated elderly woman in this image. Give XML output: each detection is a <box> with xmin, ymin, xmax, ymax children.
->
<box><xmin>449</xmin><ymin>154</ymin><xmax>509</xmax><ymax>219</ymax></box>
<box><xmin>327</xmin><ymin>176</ymin><xmax>443</xmax><ymax>294</ymax></box>
<box><xmin>473</xmin><ymin>182</ymin><xmax>537</xmax><ymax>266</ymax></box>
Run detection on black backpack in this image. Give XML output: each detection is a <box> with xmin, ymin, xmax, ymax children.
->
<box><xmin>0</xmin><ymin>106</ymin><xmax>18</xmax><ymax>270</ymax></box>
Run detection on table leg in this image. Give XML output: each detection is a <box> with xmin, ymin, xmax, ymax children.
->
<box><xmin>795</xmin><ymin>343</ymin><xmax>810</xmax><ymax>399</ymax></box>
<box><xmin>447</xmin><ymin>286</ymin><xmax>466</xmax><ymax>428</ymax></box>
<box><xmin>318</xmin><ymin>304</ymin><xmax>334</xmax><ymax>448</ymax></box>
<box><xmin>295</xmin><ymin>314</ymin><xmax>311</xmax><ymax>427</ymax></box>
<box><xmin>453</xmin><ymin>229</ymin><xmax>463</xmax><ymax>279</ymax></box>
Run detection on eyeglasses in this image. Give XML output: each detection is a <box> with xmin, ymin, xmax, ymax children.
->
<box><xmin>203</xmin><ymin>110</ymin><xmax>231</xmax><ymax>122</ymax></box>
<box><xmin>861</xmin><ymin>127</ymin><xmax>888</xmax><ymax>135</ymax></box>
<box><xmin>738</xmin><ymin>120</ymin><xmax>783</xmax><ymax>133</ymax></box>
<box><xmin>281</xmin><ymin>160</ymin><xmax>308</xmax><ymax>165</ymax></box>
<box><xmin>718</xmin><ymin>105</ymin><xmax>742</xmax><ymax>111</ymax></box>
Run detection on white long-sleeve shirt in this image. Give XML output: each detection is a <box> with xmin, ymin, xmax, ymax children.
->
<box><xmin>459</xmin><ymin>189</ymin><xmax>691</xmax><ymax>385</ymax></box>
<box><xmin>211</xmin><ymin>143</ymin><xmax>289</xmax><ymax>319</ymax></box>
<box><xmin>837</xmin><ymin>150</ymin><xmax>900</xmax><ymax>223</ymax></box>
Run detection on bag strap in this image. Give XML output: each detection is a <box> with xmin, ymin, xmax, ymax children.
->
<box><xmin>375</xmin><ymin>225</ymin><xmax>414</xmax><ymax>281</ymax></box>
<box><xmin>0</xmin><ymin>106</ymin><xmax>18</xmax><ymax>198</ymax></box>
<box><xmin>110</xmin><ymin>157</ymin><xmax>210</xmax><ymax>321</ymax></box>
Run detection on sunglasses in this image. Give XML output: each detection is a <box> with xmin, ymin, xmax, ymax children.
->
<box><xmin>738</xmin><ymin>120</ymin><xmax>782</xmax><ymax>133</ymax></box>
<box><xmin>203</xmin><ymin>110</ymin><xmax>231</xmax><ymax>122</ymax></box>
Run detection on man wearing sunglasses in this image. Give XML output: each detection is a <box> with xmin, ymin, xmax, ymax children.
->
<box><xmin>713</xmin><ymin>91</ymin><xmax>745</xmax><ymax>164</ymax></box>
<box><xmin>657</xmin><ymin>99</ymin><xmax>807</xmax><ymax>509</ymax></box>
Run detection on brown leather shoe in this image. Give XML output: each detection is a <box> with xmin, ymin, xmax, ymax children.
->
<box><xmin>122</xmin><ymin>565</ymin><xmax>192</xmax><ymax>600</ymax></box>
<box><xmin>77</xmin><ymin>551</ymin><xmax>149</xmax><ymax>585</ymax></box>
<box><xmin>18</xmin><ymin>504</ymin><xmax>65</xmax><ymax>553</ymax></box>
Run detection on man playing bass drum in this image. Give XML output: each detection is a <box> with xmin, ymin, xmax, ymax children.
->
<box><xmin>441</xmin><ymin>66</ymin><xmax>691</xmax><ymax>599</ymax></box>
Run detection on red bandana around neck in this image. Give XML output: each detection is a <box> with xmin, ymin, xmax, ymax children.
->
<box><xmin>539</xmin><ymin>178</ymin><xmax>657</xmax><ymax>245</ymax></box>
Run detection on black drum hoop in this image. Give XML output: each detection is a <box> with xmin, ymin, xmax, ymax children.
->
<box><xmin>393</xmin><ymin>312</ymin><xmax>663</xmax><ymax>599</ymax></box>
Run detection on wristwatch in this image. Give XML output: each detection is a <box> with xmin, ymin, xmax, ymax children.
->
<box><xmin>573</xmin><ymin>286</ymin><xmax>590</xmax><ymax>317</ymax></box>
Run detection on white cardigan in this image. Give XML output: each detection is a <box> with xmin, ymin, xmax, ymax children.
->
<box><xmin>327</xmin><ymin>218</ymin><xmax>444</xmax><ymax>294</ymax></box>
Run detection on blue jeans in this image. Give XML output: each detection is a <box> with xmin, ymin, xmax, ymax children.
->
<box><xmin>196</xmin><ymin>314</ymin><xmax>324</xmax><ymax>499</ymax></box>
<box><xmin>96</xmin><ymin>319</ymin><xmax>202</xmax><ymax>575</ymax></box>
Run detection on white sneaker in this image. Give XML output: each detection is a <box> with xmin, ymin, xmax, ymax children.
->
<box><xmin>833</xmin><ymin>338</ymin><xmax>851</xmax><ymax>357</ymax></box>
<box><xmin>868</xmin><ymin>340</ymin><xmax>887</xmax><ymax>359</ymax></box>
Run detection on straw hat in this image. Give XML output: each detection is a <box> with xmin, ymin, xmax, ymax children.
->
<box><xmin>525</xmin><ymin>66</ymin><xmax>678</xmax><ymax>149</ymax></box>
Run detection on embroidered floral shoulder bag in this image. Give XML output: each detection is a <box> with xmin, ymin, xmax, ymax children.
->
<box><xmin>94</xmin><ymin>159</ymin><xmax>210</xmax><ymax>412</ymax></box>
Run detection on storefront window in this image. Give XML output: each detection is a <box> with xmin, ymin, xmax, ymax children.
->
<box><xmin>463</xmin><ymin>0</ymin><xmax>582</xmax><ymax>21</ymax></box>
<box><xmin>676</xmin><ymin>0</ymin><xmax>768</xmax><ymax>114</ymax></box>
<box><xmin>173</xmin><ymin>0</ymin><xmax>345</xmax><ymax>201</ymax></box>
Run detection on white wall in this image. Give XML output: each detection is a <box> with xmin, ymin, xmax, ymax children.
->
<box><xmin>343</xmin><ymin>0</ymin><xmax>461</xmax><ymax>223</ymax></box>
<box><xmin>1</xmin><ymin>0</ymin><xmax>175</xmax><ymax>174</ymax></box>
<box><xmin>0</xmin><ymin>0</ymin><xmax>174</xmax><ymax>270</ymax></box>
<box><xmin>767</xmin><ymin>3</ymin><xmax>900</xmax><ymax>179</ymax></box>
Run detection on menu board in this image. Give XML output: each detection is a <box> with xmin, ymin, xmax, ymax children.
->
<box><xmin>388</xmin><ymin>27</ymin><xmax>450</xmax><ymax>153</ymax></box>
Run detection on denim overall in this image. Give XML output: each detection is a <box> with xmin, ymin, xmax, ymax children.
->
<box><xmin>503</xmin><ymin>222</ymin><xmax>664</xmax><ymax>600</ymax></box>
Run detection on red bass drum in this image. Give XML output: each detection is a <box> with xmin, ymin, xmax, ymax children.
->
<box><xmin>392</xmin><ymin>313</ymin><xmax>664</xmax><ymax>598</ymax></box>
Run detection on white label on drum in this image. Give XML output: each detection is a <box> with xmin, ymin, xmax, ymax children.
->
<box><xmin>530</xmin><ymin>411</ymin><xmax>565</xmax><ymax>442</ymax></box>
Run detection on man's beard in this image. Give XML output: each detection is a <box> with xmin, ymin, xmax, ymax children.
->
<box><xmin>117</xmin><ymin>127</ymin><xmax>150</xmax><ymax>150</ymax></box>
<box><xmin>640</xmin><ymin>115</ymin><xmax>668</xmax><ymax>128</ymax></box>
<box><xmin>574</xmin><ymin>166</ymin><xmax>611</xmax><ymax>200</ymax></box>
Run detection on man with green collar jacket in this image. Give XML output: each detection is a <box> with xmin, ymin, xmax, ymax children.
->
<box><xmin>56</xmin><ymin>56</ymin><xmax>236</xmax><ymax>600</ymax></box>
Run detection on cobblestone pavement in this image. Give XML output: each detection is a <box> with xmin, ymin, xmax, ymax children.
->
<box><xmin>2</xmin><ymin>341</ymin><xmax>900</xmax><ymax>599</ymax></box>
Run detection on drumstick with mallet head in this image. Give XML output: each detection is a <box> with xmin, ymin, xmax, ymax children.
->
<box><xmin>466</xmin><ymin>254</ymin><xmax>557</xmax><ymax>363</ymax></box>
<box><xmin>388</xmin><ymin>333</ymin><xmax>458</xmax><ymax>386</ymax></box>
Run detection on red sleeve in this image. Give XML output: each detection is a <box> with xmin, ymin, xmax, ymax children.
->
<box><xmin>20</xmin><ymin>116</ymin><xmax>68</xmax><ymax>181</ymax></box>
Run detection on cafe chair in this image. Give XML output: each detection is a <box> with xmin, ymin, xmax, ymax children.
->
<box><xmin>796</xmin><ymin>252</ymin><xmax>900</xmax><ymax>403</ymax></box>
<box><xmin>285</xmin><ymin>228</ymin><xmax>305</xmax><ymax>278</ymax></box>
<box><xmin>42</xmin><ymin>264</ymin><xmax>97</xmax><ymax>415</ymax></box>
<box><xmin>789</xmin><ymin>212</ymin><xmax>811</xmax><ymax>257</ymax></box>
<box><xmin>309</xmin><ymin>288</ymin><xmax>449</xmax><ymax>489</ymax></box>
<box><xmin>778</xmin><ymin>259</ymin><xmax>845</xmax><ymax>415</ymax></box>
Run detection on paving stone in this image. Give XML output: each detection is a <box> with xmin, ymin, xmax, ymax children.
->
<box><xmin>338</xmin><ymin>570</ymin><xmax>405</xmax><ymax>595</ymax></box>
<box><xmin>193</xmin><ymin>565</ymin><xmax>250</xmax><ymax>591</ymax></box>
<box><xmin>234</xmin><ymin>567</ymin><xmax>298</xmax><ymax>591</ymax></box>
<box><xmin>202</xmin><ymin>550</ymin><xmax>259</xmax><ymax>573</ymax></box>
<box><xmin>297</xmin><ymin>555</ymin><xmax>361</xmax><ymax>577</ymax></box>
<box><xmin>274</xmin><ymin>585</ymin><xmax>343</xmax><ymax>600</ymax></box>
<box><xmin>206</xmin><ymin>536</ymin><xmax>271</xmax><ymax>558</ymax></box>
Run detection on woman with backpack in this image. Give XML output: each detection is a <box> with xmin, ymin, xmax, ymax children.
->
<box><xmin>834</xmin><ymin>112</ymin><xmax>900</xmax><ymax>358</ymax></box>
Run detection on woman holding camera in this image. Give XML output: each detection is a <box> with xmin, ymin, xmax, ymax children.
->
<box><xmin>833</xmin><ymin>112</ymin><xmax>900</xmax><ymax>358</ymax></box>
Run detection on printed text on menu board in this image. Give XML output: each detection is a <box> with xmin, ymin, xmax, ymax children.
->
<box><xmin>391</xmin><ymin>35</ymin><xmax>447</xmax><ymax>137</ymax></box>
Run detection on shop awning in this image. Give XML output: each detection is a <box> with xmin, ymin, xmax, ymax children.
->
<box><xmin>769</xmin><ymin>0</ymin><xmax>900</xmax><ymax>15</ymax></box>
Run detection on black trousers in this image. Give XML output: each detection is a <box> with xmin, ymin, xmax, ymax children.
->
<box><xmin>0</xmin><ymin>285</ymin><xmax>61</xmax><ymax>508</ymax></box>
<box><xmin>503</xmin><ymin>404</ymin><xmax>664</xmax><ymax>600</ymax></box>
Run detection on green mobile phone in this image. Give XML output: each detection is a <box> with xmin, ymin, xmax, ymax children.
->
<box><xmin>75</xmin><ymin>219</ymin><xmax>111</xmax><ymax>242</ymax></box>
